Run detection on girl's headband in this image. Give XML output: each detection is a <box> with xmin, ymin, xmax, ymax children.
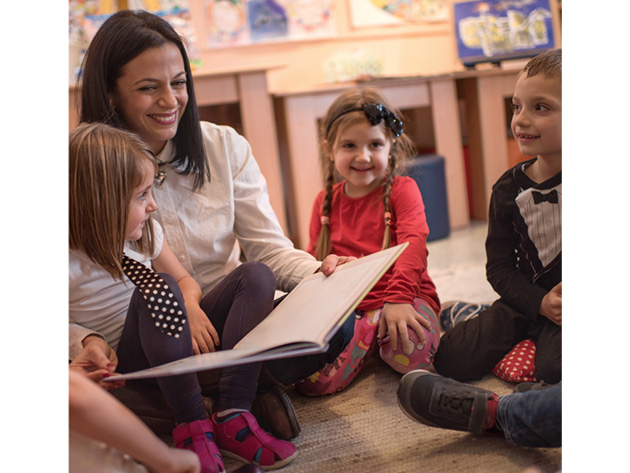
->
<box><xmin>326</xmin><ymin>103</ymin><xmax>404</xmax><ymax>137</ymax></box>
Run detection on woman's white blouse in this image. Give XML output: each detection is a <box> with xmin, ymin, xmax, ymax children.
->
<box><xmin>151</xmin><ymin>121</ymin><xmax>319</xmax><ymax>296</ymax></box>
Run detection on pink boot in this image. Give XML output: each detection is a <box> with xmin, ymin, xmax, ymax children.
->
<box><xmin>213</xmin><ymin>411</ymin><xmax>297</xmax><ymax>470</ymax></box>
<box><xmin>296</xmin><ymin>309</ymin><xmax>380</xmax><ymax>396</ymax></box>
<box><xmin>172</xmin><ymin>419</ymin><xmax>225</xmax><ymax>473</ymax></box>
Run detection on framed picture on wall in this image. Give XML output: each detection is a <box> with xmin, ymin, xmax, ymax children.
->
<box><xmin>204</xmin><ymin>0</ymin><xmax>337</xmax><ymax>49</ymax></box>
<box><xmin>348</xmin><ymin>0</ymin><xmax>449</xmax><ymax>28</ymax></box>
<box><xmin>454</xmin><ymin>0</ymin><xmax>556</xmax><ymax>67</ymax></box>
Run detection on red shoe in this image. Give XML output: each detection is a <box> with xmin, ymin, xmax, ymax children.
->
<box><xmin>173</xmin><ymin>419</ymin><xmax>225</xmax><ymax>473</ymax></box>
<box><xmin>213</xmin><ymin>411</ymin><xmax>297</xmax><ymax>470</ymax></box>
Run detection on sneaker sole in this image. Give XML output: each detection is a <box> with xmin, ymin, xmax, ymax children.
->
<box><xmin>220</xmin><ymin>449</ymin><xmax>298</xmax><ymax>471</ymax></box>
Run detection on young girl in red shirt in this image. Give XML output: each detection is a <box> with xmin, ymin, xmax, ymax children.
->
<box><xmin>298</xmin><ymin>88</ymin><xmax>441</xmax><ymax>396</ymax></box>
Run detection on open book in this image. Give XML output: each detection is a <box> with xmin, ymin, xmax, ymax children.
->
<box><xmin>108</xmin><ymin>243</ymin><xmax>408</xmax><ymax>381</ymax></box>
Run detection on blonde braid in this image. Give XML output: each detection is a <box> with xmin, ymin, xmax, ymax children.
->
<box><xmin>316</xmin><ymin>159</ymin><xmax>336</xmax><ymax>260</ymax></box>
<box><xmin>381</xmin><ymin>156</ymin><xmax>397</xmax><ymax>250</ymax></box>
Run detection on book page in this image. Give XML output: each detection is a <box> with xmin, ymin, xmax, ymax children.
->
<box><xmin>235</xmin><ymin>243</ymin><xmax>409</xmax><ymax>351</ymax></box>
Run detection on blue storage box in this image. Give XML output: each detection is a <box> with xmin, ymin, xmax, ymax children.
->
<box><xmin>405</xmin><ymin>154</ymin><xmax>450</xmax><ymax>242</ymax></box>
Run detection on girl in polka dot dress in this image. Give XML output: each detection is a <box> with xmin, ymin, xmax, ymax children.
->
<box><xmin>69</xmin><ymin>123</ymin><xmax>296</xmax><ymax>473</ymax></box>
<box><xmin>297</xmin><ymin>88</ymin><xmax>441</xmax><ymax>396</ymax></box>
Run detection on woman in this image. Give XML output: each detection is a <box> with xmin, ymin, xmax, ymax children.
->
<box><xmin>76</xmin><ymin>8</ymin><xmax>354</xmax><ymax>437</ymax></box>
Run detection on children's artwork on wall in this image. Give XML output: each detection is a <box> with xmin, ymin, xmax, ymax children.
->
<box><xmin>323</xmin><ymin>48</ymin><xmax>383</xmax><ymax>83</ymax></box>
<box><xmin>248</xmin><ymin>0</ymin><xmax>289</xmax><ymax>42</ymax></box>
<box><xmin>69</xmin><ymin>0</ymin><xmax>100</xmax><ymax>46</ymax></box>
<box><xmin>205</xmin><ymin>0</ymin><xmax>249</xmax><ymax>45</ymax></box>
<box><xmin>68</xmin><ymin>0</ymin><xmax>202</xmax><ymax>80</ymax></box>
<box><xmin>454</xmin><ymin>0</ymin><xmax>555</xmax><ymax>67</ymax></box>
<box><xmin>128</xmin><ymin>0</ymin><xmax>186</xmax><ymax>8</ymax></box>
<box><xmin>348</xmin><ymin>0</ymin><xmax>449</xmax><ymax>28</ymax></box>
<box><xmin>204</xmin><ymin>0</ymin><xmax>336</xmax><ymax>49</ymax></box>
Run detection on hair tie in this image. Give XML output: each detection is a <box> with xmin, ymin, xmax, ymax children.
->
<box><xmin>321</xmin><ymin>216</ymin><xmax>330</xmax><ymax>225</ymax></box>
<box><xmin>384</xmin><ymin>212</ymin><xmax>392</xmax><ymax>226</ymax></box>
<box><xmin>326</xmin><ymin>103</ymin><xmax>404</xmax><ymax>137</ymax></box>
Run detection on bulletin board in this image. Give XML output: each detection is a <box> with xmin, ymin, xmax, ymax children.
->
<box><xmin>204</xmin><ymin>0</ymin><xmax>337</xmax><ymax>49</ymax></box>
<box><xmin>347</xmin><ymin>0</ymin><xmax>449</xmax><ymax>28</ymax></box>
<box><xmin>69</xmin><ymin>0</ymin><xmax>203</xmax><ymax>74</ymax></box>
<box><xmin>454</xmin><ymin>0</ymin><xmax>556</xmax><ymax>67</ymax></box>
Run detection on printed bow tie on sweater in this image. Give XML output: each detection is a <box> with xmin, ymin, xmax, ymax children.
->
<box><xmin>532</xmin><ymin>189</ymin><xmax>558</xmax><ymax>204</ymax></box>
<box><xmin>122</xmin><ymin>255</ymin><xmax>186</xmax><ymax>337</ymax></box>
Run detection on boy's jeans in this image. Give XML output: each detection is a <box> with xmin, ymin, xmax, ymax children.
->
<box><xmin>497</xmin><ymin>385</ymin><xmax>562</xmax><ymax>447</ymax></box>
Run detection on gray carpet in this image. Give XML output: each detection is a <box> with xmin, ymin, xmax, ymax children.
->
<box><xmin>224</xmin><ymin>357</ymin><xmax>561</xmax><ymax>473</ymax></box>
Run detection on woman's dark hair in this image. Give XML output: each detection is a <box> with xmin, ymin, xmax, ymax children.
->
<box><xmin>77</xmin><ymin>10</ymin><xmax>209</xmax><ymax>189</ymax></box>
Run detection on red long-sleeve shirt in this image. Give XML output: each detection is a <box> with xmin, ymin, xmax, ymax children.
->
<box><xmin>308</xmin><ymin>176</ymin><xmax>440</xmax><ymax>314</ymax></box>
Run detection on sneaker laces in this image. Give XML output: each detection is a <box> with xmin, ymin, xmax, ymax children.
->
<box><xmin>432</xmin><ymin>386</ymin><xmax>488</xmax><ymax>434</ymax></box>
<box><xmin>436</xmin><ymin>388</ymin><xmax>474</xmax><ymax>416</ymax></box>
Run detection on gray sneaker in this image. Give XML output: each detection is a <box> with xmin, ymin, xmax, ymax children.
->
<box><xmin>397</xmin><ymin>370</ymin><xmax>495</xmax><ymax>434</ymax></box>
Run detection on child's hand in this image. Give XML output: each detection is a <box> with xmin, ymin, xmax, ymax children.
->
<box><xmin>187</xmin><ymin>303</ymin><xmax>220</xmax><ymax>354</ymax></box>
<box><xmin>147</xmin><ymin>447</ymin><xmax>200</xmax><ymax>473</ymax></box>
<box><xmin>378</xmin><ymin>303</ymin><xmax>431</xmax><ymax>353</ymax></box>
<box><xmin>70</xmin><ymin>338</ymin><xmax>124</xmax><ymax>390</ymax></box>
<box><xmin>539</xmin><ymin>282</ymin><xmax>562</xmax><ymax>326</ymax></box>
<box><xmin>319</xmin><ymin>254</ymin><xmax>357</xmax><ymax>276</ymax></box>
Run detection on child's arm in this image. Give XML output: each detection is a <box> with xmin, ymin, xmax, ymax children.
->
<box><xmin>378</xmin><ymin>179</ymin><xmax>433</xmax><ymax>351</ymax></box>
<box><xmin>70</xmin><ymin>370</ymin><xmax>200</xmax><ymax>473</ymax></box>
<box><xmin>152</xmin><ymin>239</ymin><xmax>220</xmax><ymax>355</ymax></box>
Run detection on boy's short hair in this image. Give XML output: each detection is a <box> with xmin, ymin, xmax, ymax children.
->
<box><xmin>521</xmin><ymin>48</ymin><xmax>561</xmax><ymax>80</ymax></box>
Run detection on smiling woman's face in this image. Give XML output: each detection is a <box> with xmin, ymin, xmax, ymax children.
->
<box><xmin>111</xmin><ymin>43</ymin><xmax>188</xmax><ymax>155</ymax></box>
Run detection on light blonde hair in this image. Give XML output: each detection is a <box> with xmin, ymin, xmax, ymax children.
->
<box><xmin>315</xmin><ymin>87</ymin><xmax>417</xmax><ymax>260</ymax></box>
<box><xmin>69</xmin><ymin>122</ymin><xmax>157</xmax><ymax>279</ymax></box>
<box><xmin>520</xmin><ymin>48</ymin><xmax>562</xmax><ymax>80</ymax></box>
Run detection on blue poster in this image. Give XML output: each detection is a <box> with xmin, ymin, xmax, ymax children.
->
<box><xmin>454</xmin><ymin>0</ymin><xmax>555</xmax><ymax>66</ymax></box>
<box><xmin>247</xmin><ymin>0</ymin><xmax>288</xmax><ymax>42</ymax></box>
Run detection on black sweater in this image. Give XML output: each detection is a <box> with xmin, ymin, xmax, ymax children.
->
<box><xmin>485</xmin><ymin>158</ymin><xmax>562</xmax><ymax>321</ymax></box>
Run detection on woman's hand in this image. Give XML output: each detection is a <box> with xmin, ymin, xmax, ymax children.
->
<box><xmin>318</xmin><ymin>254</ymin><xmax>357</xmax><ymax>276</ymax></box>
<box><xmin>187</xmin><ymin>302</ymin><xmax>220</xmax><ymax>354</ymax></box>
<box><xmin>378</xmin><ymin>303</ymin><xmax>431</xmax><ymax>353</ymax></box>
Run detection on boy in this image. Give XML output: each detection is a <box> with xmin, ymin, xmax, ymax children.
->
<box><xmin>433</xmin><ymin>49</ymin><xmax>562</xmax><ymax>384</ymax></box>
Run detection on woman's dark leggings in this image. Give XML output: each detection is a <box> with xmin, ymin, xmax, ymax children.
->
<box><xmin>116</xmin><ymin>261</ymin><xmax>276</xmax><ymax>424</ymax></box>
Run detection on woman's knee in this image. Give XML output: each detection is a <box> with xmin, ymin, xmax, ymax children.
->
<box><xmin>235</xmin><ymin>261</ymin><xmax>276</xmax><ymax>295</ymax></box>
<box><xmin>157</xmin><ymin>272</ymin><xmax>183</xmax><ymax>294</ymax></box>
